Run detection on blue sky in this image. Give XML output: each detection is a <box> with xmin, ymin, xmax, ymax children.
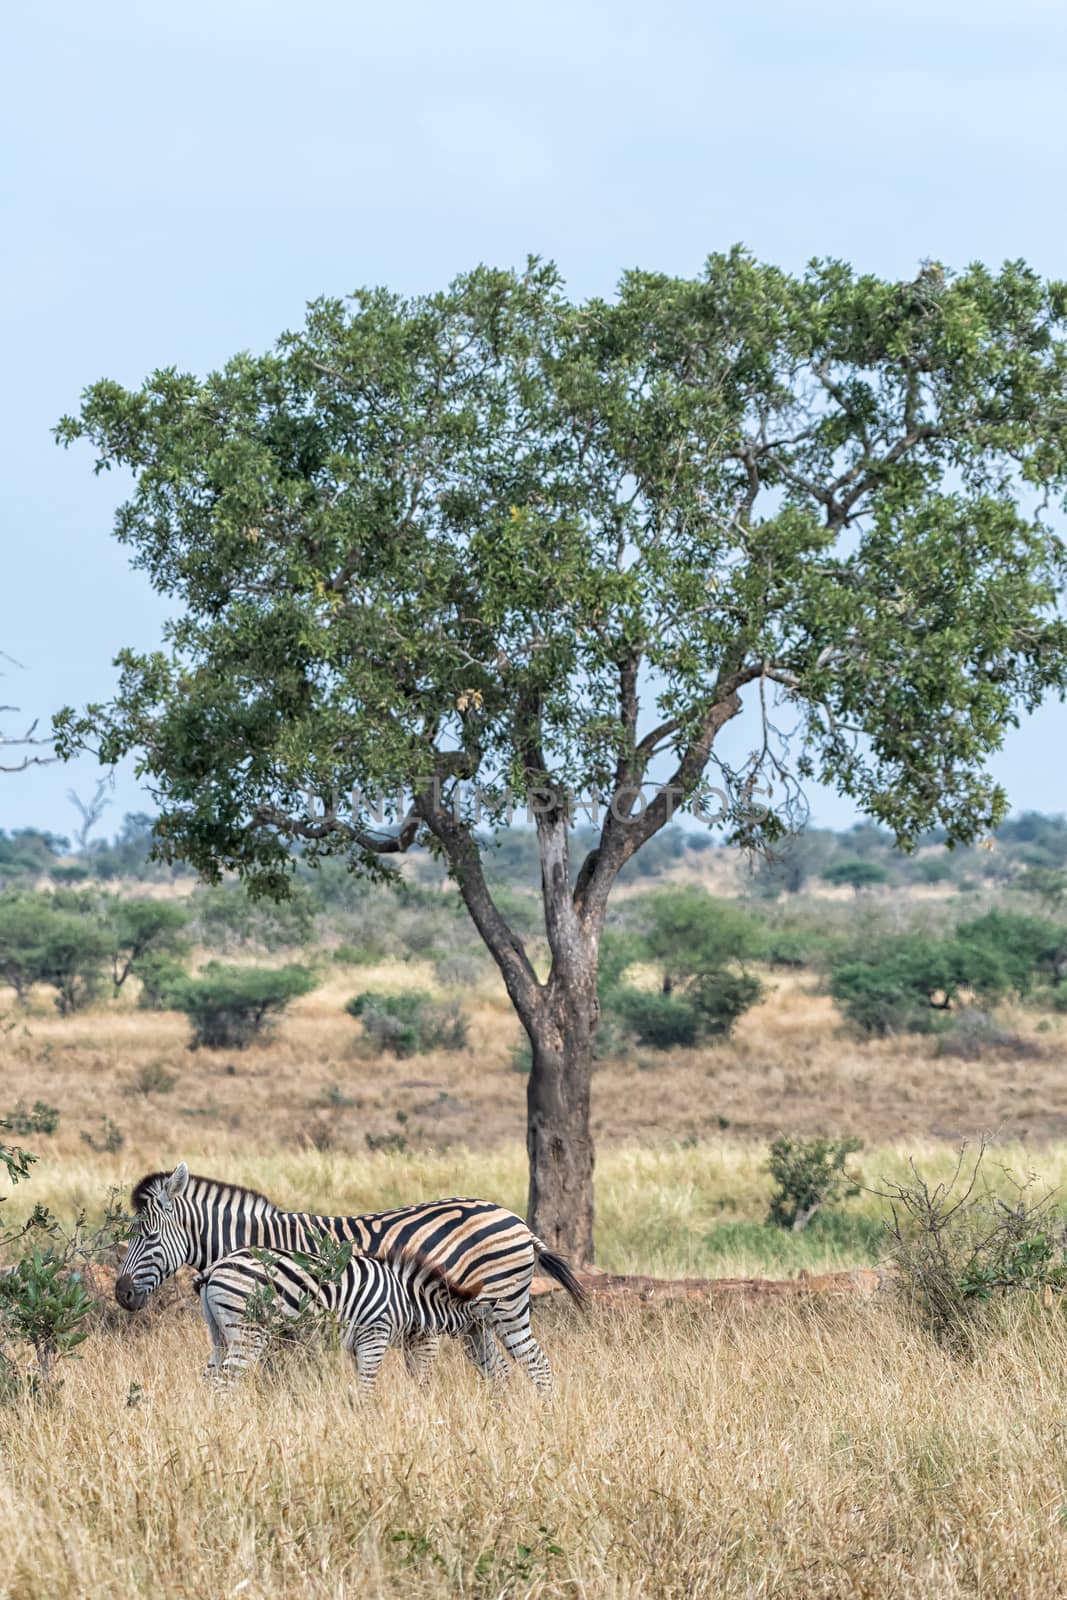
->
<box><xmin>3</xmin><ymin>0</ymin><xmax>1066</xmax><ymax>841</ymax></box>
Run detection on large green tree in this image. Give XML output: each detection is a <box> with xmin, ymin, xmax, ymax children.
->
<box><xmin>55</xmin><ymin>253</ymin><xmax>1067</xmax><ymax>1259</ymax></box>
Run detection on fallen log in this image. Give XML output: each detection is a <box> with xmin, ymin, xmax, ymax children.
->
<box><xmin>531</xmin><ymin>1265</ymin><xmax>894</xmax><ymax>1303</ymax></box>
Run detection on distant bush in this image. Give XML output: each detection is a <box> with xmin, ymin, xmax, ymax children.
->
<box><xmin>766</xmin><ymin>1135</ymin><xmax>862</xmax><ymax>1230</ymax></box>
<box><xmin>4</xmin><ymin>1101</ymin><xmax>60</xmax><ymax>1137</ymax></box>
<box><xmin>134</xmin><ymin>952</ymin><xmax>188</xmax><ymax>1010</ymax></box>
<box><xmin>822</xmin><ymin>859</ymin><xmax>890</xmax><ymax>893</ymax></box>
<box><xmin>996</xmin><ymin>811</ymin><xmax>1067</xmax><ymax>870</ymax></box>
<box><xmin>1014</xmin><ymin>866</ymin><xmax>1066</xmax><ymax>907</ymax></box>
<box><xmin>610</xmin><ymin>989</ymin><xmax>700</xmax><ymax>1049</ymax></box>
<box><xmin>80</xmin><ymin>1116</ymin><xmax>125</xmax><ymax>1154</ymax></box>
<box><xmin>608</xmin><ymin>970</ymin><xmax>761</xmax><ymax>1050</ymax></box>
<box><xmin>830</xmin><ymin>911</ymin><xmax>1067</xmax><ymax>1038</ymax></box>
<box><xmin>935</xmin><ymin>1007</ymin><xmax>1036</xmax><ymax>1062</ymax></box>
<box><xmin>749</xmin><ymin>828</ymin><xmax>838</xmax><ymax>896</ymax></box>
<box><xmin>952</xmin><ymin>910</ymin><xmax>1067</xmax><ymax>1000</ymax></box>
<box><xmin>829</xmin><ymin>935</ymin><xmax>958</xmax><ymax>1037</ymax></box>
<box><xmin>82</xmin><ymin>812</ymin><xmax>186</xmax><ymax>882</ymax></box>
<box><xmin>0</xmin><ymin>893</ymin><xmax>113</xmax><ymax>1013</ymax></box>
<box><xmin>510</xmin><ymin>1038</ymin><xmax>533</xmax><ymax>1074</ymax></box>
<box><xmin>347</xmin><ymin>990</ymin><xmax>468</xmax><ymax>1057</ymax></box>
<box><xmin>107</xmin><ymin>898</ymin><xmax>189</xmax><ymax>990</ymax></box>
<box><xmin>49</xmin><ymin>864</ymin><xmax>90</xmax><ymax>885</ymax></box>
<box><xmin>597</xmin><ymin>930</ymin><xmax>645</xmax><ymax>996</ymax></box>
<box><xmin>909</xmin><ymin>856</ymin><xmax>955</xmax><ymax>885</ymax></box>
<box><xmin>127</xmin><ymin>1060</ymin><xmax>178</xmax><ymax>1096</ymax></box>
<box><xmin>759</xmin><ymin>931</ymin><xmax>810</xmax><ymax>968</ymax></box>
<box><xmin>169</xmin><ymin>963</ymin><xmax>317</xmax><ymax>1049</ymax></box>
<box><xmin>643</xmin><ymin>888</ymin><xmax>764</xmax><ymax>993</ymax></box>
<box><xmin>191</xmin><ymin>883</ymin><xmax>317</xmax><ymax>953</ymax></box>
<box><xmin>0</xmin><ymin>829</ymin><xmax>66</xmax><ymax>887</ymax></box>
<box><xmin>433</xmin><ymin>952</ymin><xmax>487</xmax><ymax>988</ymax></box>
<box><xmin>331</xmin><ymin>943</ymin><xmax>383</xmax><ymax>967</ymax></box>
<box><xmin>688</xmin><ymin>970</ymin><xmax>764</xmax><ymax>1036</ymax></box>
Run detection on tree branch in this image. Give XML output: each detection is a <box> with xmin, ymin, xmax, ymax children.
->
<box><xmin>415</xmin><ymin>796</ymin><xmax>542</xmax><ymax>1030</ymax></box>
<box><xmin>576</xmin><ymin>662</ymin><xmax>763</xmax><ymax>925</ymax></box>
<box><xmin>252</xmin><ymin>803</ymin><xmax>422</xmax><ymax>856</ymax></box>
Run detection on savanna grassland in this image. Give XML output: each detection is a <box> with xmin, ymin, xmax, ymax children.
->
<box><xmin>4</xmin><ymin>850</ymin><xmax>1067</xmax><ymax>1597</ymax></box>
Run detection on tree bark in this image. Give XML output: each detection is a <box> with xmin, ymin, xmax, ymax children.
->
<box><xmin>525</xmin><ymin>973</ymin><xmax>598</xmax><ymax>1265</ymax></box>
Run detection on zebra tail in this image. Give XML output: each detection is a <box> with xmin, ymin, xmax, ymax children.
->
<box><xmin>533</xmin><ymin>1241</ymin><xmax>588</xmax><ymax>1308</ymax></box>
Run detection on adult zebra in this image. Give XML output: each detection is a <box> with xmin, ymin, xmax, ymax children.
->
<box><xmin>115</xmin><ymin>1164</ymin><xmax>584</xmax><ymax>1386</ymax></box>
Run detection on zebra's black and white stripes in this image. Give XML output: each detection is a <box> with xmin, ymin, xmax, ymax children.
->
<box><xmin>196</xmin><ymin>1244</ymin><xmax>503</xmax><ymax>1392</ymax></box>
<box><xmin>115</xmin><ymin>1164</ymin><xmax>584</xmax><ymax>1390</ymax></box>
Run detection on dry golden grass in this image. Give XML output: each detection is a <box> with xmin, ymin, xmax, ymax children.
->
<box><xmin>3</xmin><ymin>1295</ymin><xmax>1067</xmax><ymax>1598</ymax></box>
<box><xmin>3</xmin><ymin>962</ymin><xmax>1066</xmax><ymax>1166</ymax></box>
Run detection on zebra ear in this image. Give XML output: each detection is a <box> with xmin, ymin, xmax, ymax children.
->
<box><xmin>165</xmin><ymin>1162</ymin><xmax>190</xmax><ymax>1200</ymax></box>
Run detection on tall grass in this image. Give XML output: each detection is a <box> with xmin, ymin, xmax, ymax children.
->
<box><xmin>2</xmin><ymin>1298</ymin><xmax>1066</xmax><ymax>1597</ymax></box>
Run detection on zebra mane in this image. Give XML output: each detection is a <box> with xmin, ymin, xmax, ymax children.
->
<box><xmin>131</xmin><ymin>1170</ymin><xmax>279</xmax><ymax>1215</ymax></box>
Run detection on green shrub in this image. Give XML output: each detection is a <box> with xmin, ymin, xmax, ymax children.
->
<box><xmin>875</xmin><ymin>1142</ymin><xmax>1067</xmax><ymax>1352</ymax></box>
<box><xmin>433</xmin><ymin>952</ymin><xmax>487</xmax><ymax>988</ymax></box>
<box><xmin>935</xmin><ymin>1007</ymin><xmax>1035</xmax><ymax>1061</ymax></box>
<box><xmin>4</xmin><ymin>1102</ymin><xmax>60</xmax><ymax>1137</ymax></box>
<box><xmin>766</xmin><ymin>1135</ymin><xmax>862</xmax><ymax>1230</ymax></box>
<box><xmin>80</xmin><ymin>1117</ymin><xmax>125</xmax><ymax>1154</ymax></box>
<box><xmin>0</xmin><ymin>894</ymin><xmax>113</xmax><ymax>1012</ymax></box>
<box><xmin>127</xmin><ymin>1060</ymin><xmax>178</xmax><ymax>1096</ymax></box>
<box><xmin>169</xmin><ymin>963</ymin><xmax>317</xmax><ymax>1049</ymax></box>
<box><xmin>951</xmin><ymin>910</ymin><xmax>1067</xmax><ymax>999</ymax></box>
<box><xmin>1</xmin><ymin>1136</ymin><xmax>128</xmax><ymax>1393</ymax></box>
<box><xmin>829</xmin><ymin>935</ymin><xmax>959</xmax><ymax>1036</ymax></box>
<box><xmin>643</xmin><ymin>888</ymin><xmax>764</xmax><ymax>992</ymax></box>
<box><xmin>0</xmin><ymin>1120</ymin><xmax>36</xmax><ymax>1190</ymax></box>
<box><xmin>759</xmin><ymin>931</ymin><xmax>810</xmax><ymax>968</ymax></box>
<box><xmin>347</xmin><ymin>991</ymin><xmax>468</xmax><ymax>1057</ymax></box>
<box><xmin>609</xmin><ymin>989</ymin><xmax>700</xmax><ymax>1049</ymax></box>
<box><xmin>607</xmin><ymin>968</ymin><xmax>762</xmax><ymax>1051</ymax></box>
<box><xmin>510</xmin><ymin>1038</ymin><xmax>533</xmax><ymax>1074</ymax></box>
<box><xmin>688</xmin><ymin>970</ymin><xmax>764</xmax><ymax>1036</ymax></box>
<box><xmin>49</xmin><ymin>864</ymin><xmax>90</xmax><ymax>885</ymax></box>
<box><xmin>597</xmin><ymin>930</ymin><xmax>645</xmax><ymax>995</ymax></box>
<box><xmin>0</xmin><ymin>829</ymin><xmax>65</xmax><ymax>885</ymax></box>
<box><xmin>107</xmin><ymin>898</ymin><xmax>189</xmax><ymax>990</ymax></box>
<box><xmin>910</xmin><ymin>856</ymin><xmax>955</xmax><ymax>885</ymax></box>
<box><xmin>134</xmin><ymin>952</ymin><xmax>187</xmax><ymax>1010</ymax></box>
<box><xmin>0</xmin><ymin>1249</ymin><xmax>94</xmax><ymax>1387</ymax></box>
<box><xmin>192</xmin><ymin>883</ymin><xmax>317</xmax><ymax>953</ymax></box>
<box><xmin>1014</xmin><ymin>866</ymin><xmax>1066</xmax><ymax>907</ymax></box>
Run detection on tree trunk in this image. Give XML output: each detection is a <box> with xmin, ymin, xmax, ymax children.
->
<box><xmin>526</xmin><ymin>975</ymin><xmax>597</xmax><ymax>1265</ymax></box>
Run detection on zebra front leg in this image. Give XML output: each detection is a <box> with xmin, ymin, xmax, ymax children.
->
<box><xmin>217</xmin><ymin>1322</ymin><xmax>268</xmax><ymax>1386</ymax></box>
<box><xmin>198</xmin><ymin>1278</ymin><xmax>228</xmax><ymax>1380</ymax></box>
<box><xmin>401</xmin><ymin>1331</ymin><xmax>440</xmax><ymax>1384</ymax></box>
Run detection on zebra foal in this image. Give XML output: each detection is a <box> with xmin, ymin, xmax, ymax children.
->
<box><xmin>195</xmin><ymin>1243</ymin><xmax>500</xmax><ymax>1392</ymax></box>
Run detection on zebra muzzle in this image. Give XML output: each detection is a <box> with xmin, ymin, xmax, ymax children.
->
<box><xmin>114</xmin><ymin>1275</ymin><xmax>149</xmax><ymax>1311</ymax></box>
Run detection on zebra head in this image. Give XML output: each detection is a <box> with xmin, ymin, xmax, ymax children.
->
<box><xmin>115</xmin><ymin>1162</ymin><xmax>191</xmax><ymax>1311</ymax></box>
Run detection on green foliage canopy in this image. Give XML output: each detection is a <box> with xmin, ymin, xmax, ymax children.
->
<box><xmin>54</xmin><ymin>252</ymin><xmax>1067</xmax><ymax>896</ymax></box>
<box><xmin>643</xmin><ymin>887</ymin><xmax>764</xmax><ymax>988</ymax></box>
<box><xmin>165</xmin><ymin>961</ymin><xmax>316</xmax><ymax>1049</ymax></box>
